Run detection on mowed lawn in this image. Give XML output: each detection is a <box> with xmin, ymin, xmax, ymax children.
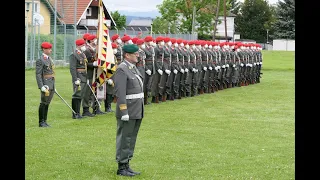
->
<box><xmin>25</xmin><ymin>50</ymin><xmax>295</xmax><ymax>180</ymax></box>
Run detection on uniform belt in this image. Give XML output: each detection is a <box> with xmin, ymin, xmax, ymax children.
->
<box><xmin>126</xmin><ymin>92</ymin><xmax>144</xmax><ymax>100</ymax></box>
<box><xmin>43</xmin><ymin>74</ymin><xmax>54</xmax><ymax>79</ymax></box>
<box><xmin>145</xmin><ymin>59</ymin><xmax>153</xmax><ymax>62</ymax></box>
<box><xmin>163</xmin><ymin>59</ymin><xmax>169</xmax><ymax>62</ymax></box>
<box><xmin>77</xmin><ymin>69</ymin><xmax>86</xmax><ymax>72</ymax></box>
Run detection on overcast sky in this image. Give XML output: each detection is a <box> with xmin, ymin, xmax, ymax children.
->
<box><xmin>103</xmin><ymin>0</ymin><xmax>280</xmax><ymax>12</ymax></box>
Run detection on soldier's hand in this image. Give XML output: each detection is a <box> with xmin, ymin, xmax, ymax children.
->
<box><xmin>157</xmin><ymin>69</ymin><xmax>163</xmax><ymax>75</ymax></box>
<box><xmin>121</xmin><ymin>114</ymin><xmax>129</xmax><ymax>121</ymax></box>
<box><xmin>93</xmin><ymin>61</ymin><xmax>98</xmax><ymax>67</ymax></box>
<box><xmin>165</xmin><ymin>69</ymin><xmax>171</xmax><ymax>75</ymax></box>
<box><xmin>185</xmin><ymin>68</ymin><xmax>189</xmax><ymax>73</ymax></box>
<box><xmin>146</xmin><ymin>69</ymin><xmax>152</xmax><ymax>75</ymax></box>
<box><xmin>233</xmin><ymin>64</ymin><xmax>236</xmax><ymax>68</ymax></box>
<box><xmin>192</xmin><ymin>68</ymin><xmax>196</xmax><ymax>72</ymax></box>
<box><xmin>107</xmin><ymin>79</ymin><xmax>113</xmax><ymax>85</ymax></box>
<box><xmin>209</xmin><ymin>67</ymin><xmax>213</xmax><ymax>70</ymax></box>
<box><xmin>41</xmin><ymin>86</ymin><xmax>47</xmax><ymax>92</ymax></box>
<box><xmin>173</xmin><ymin>69</ymin><xmax>178</xmax><ymax>74</ymax></box>
<box><xmin>180</xmin><ymin>69</ymin><xmax>184</xmax><ymax>74</ymax></box>
<box><xmin>203</xmin><ymin>67</ymin><xmax>207</xmax><ymax>71</ymax></box>
<box><xmin>75</xmin><ymin>79</ymin><xmax>81</xmax><ymax>85</ymax></box>
<box><xmin>44</xmin><ymin>85</ymin><xmax>49</xmax><ymax>90</ymax></box>
<box><xmin>225</xmin><ymin>64</ymin><xmax>229</xmax><ymax>68</ymax></box>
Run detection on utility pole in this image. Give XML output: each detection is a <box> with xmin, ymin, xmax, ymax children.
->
<box><xmin>212</xmin><ymin>0</ymin><xmax>221</xmax><ymax>41</ymax></box>
<box><xmin>191</xmin><ymin>6</ymin><xmax>196</xmax><ymax>34</ymax></box>
<box><xmin>223</xmin><ymin>0</ymin><xmax>227</xmax><ymax>41</ymax></box>
<box><xmin>54</xmin><ymin>0</ymin><xmax>57</xmax><ymax>61</ymax></box>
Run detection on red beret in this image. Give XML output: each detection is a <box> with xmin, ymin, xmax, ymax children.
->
<box><xmin>144</xmin><ymin>36</ymin><xmax>153</xmax><ymax>42</ymax></box>
<box><xmin>163</xmin><ymin>37</ymin><xmax>171</xmax><ymax>43</ymax></box>
<box><xmin>111</xmin><ymin>34</ymin><xmax>119</xmax><ymax>41</ymax></box>
<box><xmin>111</xmin><ymin>42</ymin><xmax>118</xmax><ymax>49</ymax></box>
<box><xmin>171</xmin><ymin>38</ymin><xmax>176</xmax><ymax>43</ymax></box>
<box><xmin>156</xmin><ymin>36</ymin><xmax>164</xmax><ymax>43</ymax></box>
<box><xmin>177</xmin><ymin>39</ymin><xmax>183</xmax><ymax>44</ymax></box>
<box><xmin>182</xmin><ymin>40</ymin><xmax>188</xmax><ymax>45</ymax></box>
<box><xmin>201</xmin><ymin>41</ymin><xmax>207</xmax><ymax>46</ymax></box>
<box><xmin>83</xmin><ymin>33</ymin><xmax>90</xmax><ymax>40</ymax></box>
<box><xmin>121</xmin><ymin>35</ymin><xmax>131</xmax><ymax>42</ymax></box>
<box><xmin>76</xmin><ymin>39</ymin><xmax>85</xmax><ymax>46</ymax></box>
<box><xmin>132</xmin><ymin>37</ymin><xmax>139</xmax><ymax>44</ymax></box>
<box><xmin>188</xmin><ymin>41</ymin><xmax>195</xmax><ymax>45</ymax></box>
<box><xmin>195</xmin><ymin>41</ymin><xmax>201</xmax><ymax>45</ymax></box>
<box><xmin>41</xmin><ymin>42</ymin><xmax>52</xmax><ymax>49</ymax></box>
<box><xmin>87</xmin><ymin>34</ymin><xmax>96</xmax><ymax>41</ymax></box>
<box><xmin>136</xmin><ymin>39</ymin><xmax>144</xmax><ymax>45</ymax></box>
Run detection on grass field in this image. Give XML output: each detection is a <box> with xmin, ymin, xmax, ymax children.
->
<box><xmin>25</xmin><ymin>50</ymin><xmax>295</xmax><ymax>180</ymax></box>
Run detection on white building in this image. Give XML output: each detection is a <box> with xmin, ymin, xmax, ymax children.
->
<box><xmin>214</xmin><ymin>12</ymin><xmax>236</xmax><ymax>41</ymax></box>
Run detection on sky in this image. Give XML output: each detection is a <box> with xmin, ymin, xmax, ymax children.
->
<box><xmin>103</xmin><ymin>0</ymin><xmax>280</xmax><ymax>12</ymax></box>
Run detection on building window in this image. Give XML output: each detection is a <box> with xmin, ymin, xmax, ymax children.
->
<box><xmin>86</xmin><ymin>7</ymin><xmax>92</xmax><ymax>16</ymax></box>
<box><xmin>34</xmin><ymin>1</ymin><xmax>40</xmax><ymax>13</ymax></box>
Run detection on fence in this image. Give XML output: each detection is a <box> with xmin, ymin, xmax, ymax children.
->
<box><xmin>25</xmin><ymin>24</ymin><xmax>198</xmax><ymax>69</ymax></box>
<box><xmin>272</xmin><ymin>39</ymin><xmax>295</xmax><ymax>51</ymax></box>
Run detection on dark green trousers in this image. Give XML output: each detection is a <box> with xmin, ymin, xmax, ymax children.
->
<box><xmin>116</xmin><ymin>119</ymin><xmax>142</xmax><ymax>163</ymax></box>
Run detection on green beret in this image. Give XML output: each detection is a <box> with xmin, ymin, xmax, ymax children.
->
<box><xmin>122</xmin><ymin>44</ymin><xmax>139</xmax><ymax>53</ymax></box>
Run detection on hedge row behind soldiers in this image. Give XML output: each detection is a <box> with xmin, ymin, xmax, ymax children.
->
<box><xmin>111</xmin><ymin>34</ymin><xmax>263</xmax><ymax>104</ymax></box>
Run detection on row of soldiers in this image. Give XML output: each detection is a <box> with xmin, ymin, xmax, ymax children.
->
<box><xmin>110</xmin><ymin>34</ymin><xmax>263</xmax><ymax>104</ymax></box>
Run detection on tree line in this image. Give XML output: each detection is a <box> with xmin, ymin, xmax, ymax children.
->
<box><xmin>110</xmin><ymin>0</ymin><xmax>295</xmax><ymax>42</ymax></box>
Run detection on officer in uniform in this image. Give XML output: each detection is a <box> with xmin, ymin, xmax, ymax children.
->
<box><xmin>151</xmin><ymin>36</ymin><xmax>164</xmax><ymax>103</ymax></box>
<box><xmin>167</xmin><ymin>38</ymin><xmax>181</xmax><ymax>100</ymax></box>
<box><xmin>36</xmin><ymin>42</ymin><xmax>55</xmax><ymax>127</ymax></box>
<box><xmin>69</xmin><ymin>39</ymin><xmax>91</xmax><ymax>119</ymax></box>
<box><xmin>194</xmin><ymin>41</ymin><xmax>202</xmax><ymax>95</ymax></box>
<box><xmin>183</xmin><ymin>40</ymin><xmax>194</xmax><ymax>97</ymax></box>
<box><xmin>158</xmin><ymin>37</ymin><xmax>172</xmax><ymax>102</ymax></box>
<box><xmin>114</xmin><ymin>44</ymin><xmax>144</xmax><ymax>177</ymax></box>
<box><xmin>142</xmin><ymin>36</ymin><xmax>155</xmax><ymax>105</ymax></box>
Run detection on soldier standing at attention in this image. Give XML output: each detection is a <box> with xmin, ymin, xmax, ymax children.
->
<box><xmin>142</xmin><ymin>36</ymin><xmax>155</xmax><ymax>105</ymax></box>
<box><xmin>69</xmin><ymin>39</ymin><xmax>90</xmax><ymax>119</ymax></box>
<box><xmin>36</xmin><ymin>42</ymin><xmax>55</xmax><ymax>127</ymax></box>
<box><xmin>151</xmin><ymin>36</ymin><xmax>164</xmax><ymax>103</ymax></box>
<box><xmin>113</xmin><ymin>44</ymin><xmax>144</xmax><ymax>177</ymax></box>
<box><xmin>111</xmin><ymin>34</ymin><xmax>123</xmax><ymax>64</ymax></box>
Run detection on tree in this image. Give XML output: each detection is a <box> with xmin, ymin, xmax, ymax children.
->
<box><xmin>151</xmin><ymin>16</ymin><xmax>176</xmax><ymax>34</ymax></box>
<box><xmin>271</xmin><ymin>0</ymin><xmax>295</xmax><ymax>39</ymax></box>
<box><xmin>235</xmin><ymin>0</ymin><xmax>273</xmax><ymax>43</ymax></box>
<box><xmin>110</xmin><ymin>11</ymin><xmax>126</xmax><ymax>30</ymax></box>
<box><xmin>156</xmin><ymin>0</ymin><xmax>226</xmax><ymax>37</ymax></box>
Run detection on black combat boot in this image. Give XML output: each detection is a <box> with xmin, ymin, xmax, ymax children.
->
<box><xmin>43</xmin><ymin>104</ymin><xmax>51</xmax><ymax>127</ymax></box>
<box><xmin>93</xmin><ymin>101</ymin><xmax>106</xmax><ymax>115</ymax></box>
<box><xmin>82</xmin><ymin>107</ymin><xmax>95</xmax><ymax>117</ymax></box>
<box><xmin>117</xmin><ymin>163</ymin><xmax>135</xmax><ymax>177</ymax></box>
<box><xmin>39</xmin><ymin>103</ymin><xmax>49</xmax><ymax>127</ymax></box>
<box><xmin>126</xmin><ymin>161</ymin><xmax>140</xmax><ymax>175</ymax></box>
<box><xmin>105</xmin><ymin>95</ymin><xmax>114</xmax><ymax>112</ymax></box>
<box><xmin>72</xmin><ymin>99</ymin><xmax>83</xmax><ymax>119</ymax></box>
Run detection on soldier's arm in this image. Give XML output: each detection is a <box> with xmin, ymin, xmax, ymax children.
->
<box><xmin>114</xmin><ymin>68</ymin><xmax>128</xmax><ymax>116</ymax></box>
<box><xmin>69</xmin><ymin>54</ymin><xmax>78</xmax><ymax>83</ymax></box>
<box><xmin>35</xmin><ymin>59</ymin><xmax>44</xmax><ymax>89</ymax></box>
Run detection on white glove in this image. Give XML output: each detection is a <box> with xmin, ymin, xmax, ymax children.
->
<box><xmin>165</xmin><ymin>69</ymin><xmax>171</xmax><ymax>75</ymax></box>
<box><xmin>181</xmin><ymin>69</ymin><xmax>184</xmax><ymax>73</ymax></box>
<box><xmin>157</xmin><ymin>69</ymin><xmax>163</xmax><ymax>75</ymax></box>
<box><xmin>209</xmin><ymin>67</ymin><xmax>212</xmax><ymax>70</ymax></box>
<box><xmin>240</xmin><ymin>63</ymin><xmax>244</xmax><ymax>67</ymax></box>
<box><xmin>225</xmin><ymin>64</ymin><xmax>229</xmax><ymax>68</ymax></box>
<box><xmin>44</xmin><ymin>85</ymin><xmax>49</xmax><ymax>90</ymax></box>
<box><xmin>185</xmin><ymin>68</ymin><xmax>189</xmax><ymax>73</ymax></box>
<box><xmin>93</xmin><ymin>61</ymin><xmax>98</xmax><ymax>67</ymax></box>
<box><xmin>233</xmin><ymin>64</ymin><xmax>236</xmax><ymax>68</ymax></box>
<box><xmin>249</xmin><ymin>64</ymin><xmax>253</xmax><ymax>67</ymax></box>
<box><xmin>75</xmin><ymin>79</ymin><xmax>81</xmax><ymax>85</ymax></box>
<box><xmin>192</xmin><ymin>68</ymin><xmax>196</xmax><ymax>72</ymax></box>
<box><xmin>173</xmin><ymin>69</ymin><xmax>178</xmax><ymax>74</ymax></box>
<box><xmin>107</xmin><ymin>78</ymin><xmax>113</xmax><ymax>85</ymax></box>
<box><xmin>195</xmin><ymin>69</ymin><xmax>199</xmax><ymax>73</ymax></box>
<box><xmin>121</xmin><ymin>114</ymin><xmax>129</xmax><ymax>121</ymax></box>
<box><xmin>260</xmin><ymin>62</ymin><xmax>263</xmax><ymax>65</ymax></box>
<box><xmin>215</xmin><ymin>67</ymin><xmax>218</xmax><ymax>70</ymax></box>
<box><xmin>222</xmin><ymin>65</ymin><xmax>225</xmax><ymax>68</ymax></box>
<box><xmin>146</xmin><ymin>69</ymin><xmax>152</xmax><ymax>75</ymax></box>
<box><xmin>203</xmin><ymin>67</ymin><xmax>207</xmax><ymax>71</ymax></box>
<box><xmin>217</xmin><ymin>66</ymin><xmax>221</xmax><ymax>69</ymax></box>
<box><xmin>41</xmin><ymin>86</ymin><xmax>47</xmax><ymax>92</ymax></box>
<box><xmin>254</xmin><ymin>63</ymin><xmax>256</xmax><ymax>66</ymax></box>
<box><xmin>246</xmin><ymin>64</ymin><xmax>249</xmax><ymax>67</ymax></box>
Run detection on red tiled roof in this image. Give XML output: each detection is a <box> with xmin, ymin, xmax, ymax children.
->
<box><xmin>48</xmin><ymin>0</ymin><xmax>92</xmax><ymax>25</ymax></box>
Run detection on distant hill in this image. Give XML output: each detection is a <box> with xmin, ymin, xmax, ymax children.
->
<box><xmin>117</xmin><ymin>10</ymin><xmax>161</xmax><ymax>19</ymax></box>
